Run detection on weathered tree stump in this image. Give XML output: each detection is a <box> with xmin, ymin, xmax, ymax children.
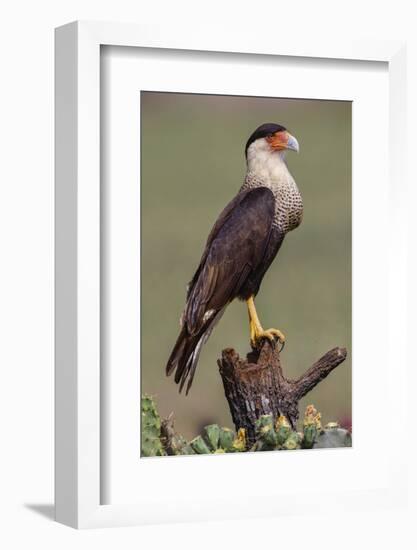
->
<box><xmin>218</xmin><ymin>341</ymin><xmax>347</xmax><ymax>446</ymax></box>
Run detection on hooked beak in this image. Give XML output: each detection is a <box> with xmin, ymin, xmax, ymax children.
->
<box><xmin>286</xmin><ymin>133</ymin><xmax>299</xmax><ymax>153</ymax></box>
<box><xmin>267</xmin><ymin>130</ymin><xmax>300</xmax><ymax>153</ymax></box>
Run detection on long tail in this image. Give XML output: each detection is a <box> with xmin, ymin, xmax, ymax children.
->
<box><xmin>166</xmin><ymin>311</ymin><xmax>223</xmax><ymax>395</ymax></box>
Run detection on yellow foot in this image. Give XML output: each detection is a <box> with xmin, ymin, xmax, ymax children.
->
<box><xmin>250</xmin><ymin>325</ymin><xmax>286</xmax><ymax>350</ymax></box>
<box><xmin>247</xmin><ymin>296</ymin><xmax>286</xmax><ymax>351</ymax></box>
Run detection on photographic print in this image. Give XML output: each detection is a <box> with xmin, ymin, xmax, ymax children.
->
<box><xmin>141</xmin><ymin>91</ymin><xmax>352</xmax><ymax>456</ymax></box>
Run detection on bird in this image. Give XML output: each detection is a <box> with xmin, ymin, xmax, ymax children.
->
<box><xmin>166</xmin><ymin>123</ymin><xmax>302</xmax><ymax>394</ymax></box>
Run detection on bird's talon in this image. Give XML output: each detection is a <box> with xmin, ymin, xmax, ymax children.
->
<box><xmin>251</xmin><ymin>327</ymin><xmax>286</xmax><ymax>349</ymax></box>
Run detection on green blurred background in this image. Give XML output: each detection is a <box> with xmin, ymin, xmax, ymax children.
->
<box><xmin>141</xmin><ymin>91</ymin><xmax>352</xmax><ymax>440</ymax></box>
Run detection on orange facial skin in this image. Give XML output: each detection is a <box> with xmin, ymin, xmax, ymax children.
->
<box><xmin>266</xmin><ymin>130</ymin><xmax>290</xmax><ymax>151</ymax></box>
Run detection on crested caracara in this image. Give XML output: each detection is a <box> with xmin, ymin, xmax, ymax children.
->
<box><xmin>166</xmin><ymin>123</ymin><xmax>302</xmax><ymax>394</ymax></box>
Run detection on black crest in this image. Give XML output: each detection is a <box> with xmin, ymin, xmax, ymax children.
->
<box><xmin>245</xmin><ymin>123</ymin><xmax>286</xmax><ymax>157</ymax></box>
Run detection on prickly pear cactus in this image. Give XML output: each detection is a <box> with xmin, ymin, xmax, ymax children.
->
<box><xmin>252</xmin><ymin>414</ymin><xmax>302</xmax><ymax>451</ymax></box>
<box><xmin>141</xmin><ymin>395</ymin><xmax>351</xmax><ymax>457</ymax></box>
<box><xmin>141</xmin><ymin>395</ymin><xmax>165</xmax><ymax>456</ymax></box>
<box><xmin>190</xmin><ymin>425</ymin><xmax>247</xmax><ymax>454</ymax></box>
<box><xmin>302</xmin><ymin>405</ymin><xmax>351</xmax><ymax>449</ymax></box>
<box><xmin>302</xmin><ymin>404</ymin><xmax>322</xmax><ymax>449</ymax></box>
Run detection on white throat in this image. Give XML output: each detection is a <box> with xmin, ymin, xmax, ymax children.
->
<box><xmin>246</xmin><ymin>139</ymin><xmax>289</xmax><ymax>182</ymax></box>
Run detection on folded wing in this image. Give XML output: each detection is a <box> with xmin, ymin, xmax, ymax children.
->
<box><xmin>166</xmin><ymin>186</ymin><xmax>275</xmax><ymax>393</ymax></box>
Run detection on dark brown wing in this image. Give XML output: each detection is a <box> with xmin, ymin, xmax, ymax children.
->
<box><xmin>187</xmin><ymin>188</ymin><xmax>260</xmax><ymax>299</ymax></box>
<box><xmin>166</xmin><ymin>186</ymin><xmax>276</xmax><ymax>393</ymax></box>
<box><xmin>185</xmin><ymin>186</ymin><xmax>275</xmax><ymax>334</ymax></box>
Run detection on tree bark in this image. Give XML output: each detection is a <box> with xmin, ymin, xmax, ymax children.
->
<box><xmin>218</xmin><ymin>341</ymin><xmax>347</xmax><ymax>446</ymax></box>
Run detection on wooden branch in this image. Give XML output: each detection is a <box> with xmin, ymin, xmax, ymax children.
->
<box><xmin>292</xmin><ymin>347</ymin><xmax>347</xmax><ymax>401</ymax></box>
<box><xmin>218</xmin><ymin>341</ymin><xmax>347</xmax><ymax>446</ymax></box>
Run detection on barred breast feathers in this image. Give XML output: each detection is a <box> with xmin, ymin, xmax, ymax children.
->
<box><xmin>242</xmin><ymin>140</ymin><xmax>303</xmax><ymax>234</ymax></box>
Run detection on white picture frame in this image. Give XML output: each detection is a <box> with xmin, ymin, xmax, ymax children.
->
<box><xmin>55</xmin><ymin>21</ymin><xmax>407</xmax><ymax>529</ymax></box>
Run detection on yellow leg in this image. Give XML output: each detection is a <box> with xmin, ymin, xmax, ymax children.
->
<box><xmin>246</xmin><ymin>296</ymin><xmax>286</xmax><ymax>349</ymax></box>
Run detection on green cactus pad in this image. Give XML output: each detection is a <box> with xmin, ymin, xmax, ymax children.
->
<box><xmin>141</xmin><ymin>395</ymin><xmax>165</xmax><ymax>457</ymax></box>
<box><xmin>190</xmin><ymin>435</ymin><xmax>211</xmax><ymax>454</ymax></box>
<box><xmin>204</xmin><ymin>424</ymin><xmax>220</xmax><ymax>451</ymax></box>
<box><xmin>218</xmin><ymin>427</ymin><xmax>235</xmax><ymax>451</ymax></box>
<box><xmin>302</xmin><ymin>424</ymin><xmax>318</xmax><ymax>449</ymax></box>
<box><xmin>254</xmin><ymin>415</ymin><xmax>277</xmax><ymax>450</ymax></box>
<box><xmin>282</xmin><ymin>431</ymin><xmax>301</xmax><ymax>450</ymax></box>
<box><xmin>275</xmin><ymin>415</ymin><xmax>292</xmax><ymax>446</ymax></box>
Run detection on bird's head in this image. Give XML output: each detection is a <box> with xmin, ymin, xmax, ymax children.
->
<box><xmin>245</xmin><ymin>123</ymin><xmax>299</xmax><ymax>175</ymax></box>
